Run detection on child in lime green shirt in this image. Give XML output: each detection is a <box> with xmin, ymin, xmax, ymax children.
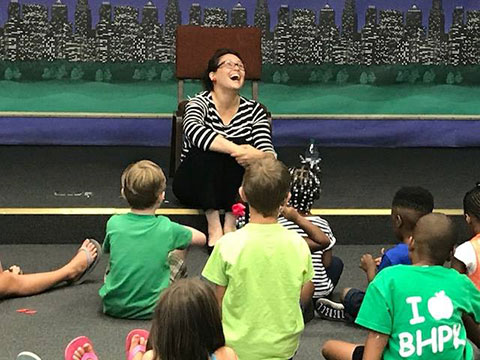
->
<box><xmin>203</xmin><ymin>158</ymin><xmax>314</xmax><ymax>360</ymax></box>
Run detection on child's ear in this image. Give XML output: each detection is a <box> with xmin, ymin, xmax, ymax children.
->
<box><xmin>159</xmin><ymin>191</ymin><xmax>165</xmax><ymax>202</ymax></box>
<box><xmin>239</xmin><ymin>186</ymin><xmax>247</xmax><ymax>202</ymax></box>
<box><xmin>407</xmin><ymin>236</ymin><xmax>415</xmax><ymax>252</ymax></box>
<box><xmin>285</xmin><ymin>192</ymin><xmax>291</xmax><ymax>205</ymax></box>
<box><xmin>395</xmin><ymin>214</ymin><xmax>403</xmax><ymax>229</ymax></box>
<box><xmin>465</xmin><ymin>214</ymin><xmax>472</xmax><ymax>225</ymax></box>
<box><xmin>121</xmin><ymin>187</ymin><xmax>126</xmax><ymax>199</ymax></box>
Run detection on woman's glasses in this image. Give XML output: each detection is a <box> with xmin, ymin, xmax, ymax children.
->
<box><xmin>218</xmin><ymin>60</ymin><xmax>245</xmax><ymax>71</ymax></box>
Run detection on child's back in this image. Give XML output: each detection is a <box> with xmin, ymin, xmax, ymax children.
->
<box><xmin>203</xmin><ymin>158</ymin><xmax>313</xmax><ymax>360</ymax></box>
<box><xmin>204</xmin><ymin>223</ymin><xmax>311</xmax><ymax>359</ymax></box>
<box><xmin>357</xmin><ymin>264</ymin><xmax>480</xmax><ymax>359</ymax></box>
<box><xmin>99</xmin><ymin>160</ymin><xmax>194</xmax><ymax>319</ymax></box>
<box><xmin>356</xmin><ymin>214</ymin><xmax>480</xmax><ymax>360</ymax></box>
<box><xmin>100</xmin><ymin>213</ymin><xmax>191</xmax><ymax>319</ymax></box>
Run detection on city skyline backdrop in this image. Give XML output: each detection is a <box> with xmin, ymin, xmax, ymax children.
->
<box><xmin>1</xmin><ymin>0</ymin><xmax>478</xmax><ymax>31</ymax></box>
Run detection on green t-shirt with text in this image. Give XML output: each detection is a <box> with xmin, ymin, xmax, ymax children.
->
<box><xmin>99</xmin><ymin>213</ymin><xmax>191</xmax><ymax>319</ymax></box>
<box><xmin>356</xmin><ymin>265</ymin><xmax>480</xmax><ymax>360</ymax></box>
<box><xmin>202</xmin><ymin>223</ymin><xmax>314</xmax><ymax>360</ymax></box>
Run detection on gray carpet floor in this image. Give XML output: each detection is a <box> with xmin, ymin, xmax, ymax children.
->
<box><xmin>0</xmin><ymin>244</ymin><xmax>379</xmax><ymax>360</ymax></box>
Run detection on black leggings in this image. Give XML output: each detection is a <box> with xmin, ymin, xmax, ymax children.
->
<box><xmin>173</xmin><ymin>148</ymin><xmax>244</xmax><ymax>210</ymax></box>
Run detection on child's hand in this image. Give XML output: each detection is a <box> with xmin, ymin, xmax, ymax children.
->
<box><xmin>360</xmin><ymin>254</ymin><xmax>376</xmax><ymax>273</ymax></box>
<box><xmin>374</xmin><ymin>248</ymin><xmax>385</xmax><ymax>266</ymax></box>
<box><xmin>281</xmin><ymin>206</ymin><xmax>299</xmax><ymax>222</ymax></box>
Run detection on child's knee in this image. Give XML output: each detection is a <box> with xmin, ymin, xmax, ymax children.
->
<box><xmin>341</xmin><ymin>287</ymin><xmax>351</xmax><ymax>301</ymax></box>
<box><xmin>321</xmin><ymin>340</ymin><xmax>337</xmax><ymax>358</ymax></box>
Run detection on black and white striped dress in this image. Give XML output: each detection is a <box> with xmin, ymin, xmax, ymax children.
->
<box><xmin>180</xmin><ymin>91</ymin><xmax>274</xmax><ymax>159</ymax></box>
<box><xmin>172</xmin><ymin>91</ymin><xmax>274</xmax><ymax>210</ymax></box>
<box><xmin>278</xmin><ymin>215</ymin><xmax>337</xmax><ymax>298</ymax></box>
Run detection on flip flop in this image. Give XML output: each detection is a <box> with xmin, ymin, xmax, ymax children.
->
<box><xmin>17</xmin><ymin>352</ymin><xmax>42</xmax><ymax>360</ymax></box>
<box><xmin>71</xmin><ymin>239</ymin><xmax>102</xmax><ymax>285</ymax></box>
<box><xmin>125</xmin><ymin>329</ymin><xmax>149</xmax><ymax>360</ymax></box>
<box><xmin>64</xmin><ymin>336</ymin><xmax>98</xmax><ymax>360</ymax></box>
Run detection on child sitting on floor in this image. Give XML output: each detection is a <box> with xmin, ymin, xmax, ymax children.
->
<box><xmin>65</xmin><ymin>278</ymin><xmax>237</xmax><ymax>360</ymax></box>
<box><xmin>318</xmin><ymin>186</ymin><xmax>434</xmax><ymax>321</ymax></box>
<box><xmin>452</xmin><ymin>183</ymin><xmax>480</xmax><ymax>289</ymax></box>
<box><xmin>202</xmin><ymin>157</ymin><xmax>314</xmax><ymax>360</ymax></box>
<box><xmin>322</xmin><ymin>213</ymin><xmax>480</xmax><ymax>360</ymax></box>
<box><xmin>278</xmin><ymin>161</ymin><xmax>343</xmax><ymax>322</ymax></box>
<box><xmin>99</xmin><ymin>160</ymin><xmax>206</xmax><ymax>319</ymax></box>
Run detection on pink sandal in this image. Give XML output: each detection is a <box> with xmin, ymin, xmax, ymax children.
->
<box><xmin>125</xmin><ymin>329</ymin><xmax>149</xmax><ymax>360</ymax></box>
<box><xmin>64</xmin><ymin>336</ymin><xmax>98</xmax><ymax>360</ymax></box>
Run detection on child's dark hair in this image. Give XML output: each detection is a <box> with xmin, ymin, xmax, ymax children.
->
<box><xmin>121</xmin><ymin>160</ymin><xmax>166</xmax><ymax>210</ymax></box>
<box><xmin>288</xmin><ymin>165</ymin><xmax>321</xmax><ymax>213</ymax></box>
<box><xmin>413</xmin><ymin>213</ymin><xmax>457</xmax><ymax>265</ymax></box>
<box><xmin>464</xmin><ymin>183</ymin><xmax>480</xmax><ymax>219</ymax></box>
<box><xmin>203</xmin><ymin>48</ymin><xmax>244</xmax><ymax>92</ymax></box>
<box><xmin>150</xmin><ymin>278</ymin><xmax>225</xmax><ymax>360</ymax></box>
<box><xmin>242</xmin><ymin>158</ymin><xmax>291</xmax><ymax>217</ymax></box>
<box><xmin>392</xmin><ymin>186</ymin><xmax>434</xmax><ymax>214</ymax></box>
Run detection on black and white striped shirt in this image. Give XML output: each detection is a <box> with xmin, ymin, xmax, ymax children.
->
<box><xmin>181</xmin><ymin>91</ymin><xmax>274</xmax><ymax>159</ymax></box>
<box><xmin>278</xmin><ymin>215</ymin><xmax>337</xmax><ymax>298</ymax></box>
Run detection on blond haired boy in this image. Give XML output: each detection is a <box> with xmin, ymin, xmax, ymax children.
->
<box><xmin>202</xmin><ymin>158</ymin><xmax>314</xmax><ymax>360</ymax></box>
<box><xmin>99</xmin><ymin>160</ymin><xmax>205</xmax><ymax>319</ymax></box>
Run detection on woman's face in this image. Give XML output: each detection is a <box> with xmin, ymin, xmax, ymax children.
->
<box><xmin>210</xmin><ymin>53</ymin><xmax>245</xmax><ymax>91</ymax></box>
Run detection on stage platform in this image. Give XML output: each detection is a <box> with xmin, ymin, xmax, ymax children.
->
<box><xmin>0</xmin><ymin>145</ymin><xmax>476</xmax><ymax>244</ymax></box>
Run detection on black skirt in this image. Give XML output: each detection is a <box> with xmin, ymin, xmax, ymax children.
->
<box><xmin>172</xmin><ymin>147</ymin><xmax>244</xmax><ymax>211</ymax></box>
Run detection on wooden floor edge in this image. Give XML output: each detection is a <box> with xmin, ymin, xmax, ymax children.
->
<box><xmin>0</xmin><ymin>208</ymin><xmax>463</xmax><ymax>216</ymax></box>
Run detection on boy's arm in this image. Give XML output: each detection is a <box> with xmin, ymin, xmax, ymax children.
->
<box><xmin>360</xmin><ymin>254</ymin><xmax>377</xmax><ymax>283</ymax></box>
<box><xmin>183</xmin><ymin>225</ymin><xmax>206</xmax><ymax>246</ymax></box>
<box><xmin>463</xmin><ymin>314</ymin><xmax>480</xmax><ymax>348</ymax></box>
<box><xmin>282</xmin><ymin>206</ymin><xmax>330</xmax><ymax>251</ymax></box>
<box><xmin>451</xmin><ymin>257</ymin><xmax>467</xmax><ymax>274</ymax></box>
<box><xmin>300</xmin><ymin>280</ymin><xmax>314</xmax><ymax>308</ymax></box>
<box><xmin>363</xmin><ymin>330</ymin><xmax>389</xmax><ymax>360</ymax></box>
<box><xmin>215</xmin><ymin>284</ymin><xmax>227</xmax><ymax>313</ymax></box>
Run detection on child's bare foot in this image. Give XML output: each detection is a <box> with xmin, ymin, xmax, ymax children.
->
<box><xmin>130</xmin><ymin>334</ymin><xmax>147</xmax><ymax>360</ymax></box>
<box><xmin>73</xmin><ymin>343</ymin><xmax>96</xmax><ymax>360</ymax></box>
<box><xmin>68</xmin><ymin>239</ymin><xmax>99</xmax><ymax>282</ymax></box>
<box><xmin>223</xmin><ymin>212</ymin><xmax>237</xmax><ymax>234</ymax></box>
<box><xmin>208</xmin><ymin>229</ymin><xmax>223</xmax><ymax>247</ymax></box>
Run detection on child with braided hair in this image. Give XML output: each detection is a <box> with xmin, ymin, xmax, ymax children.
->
<box><xmin>278</xmin><ymin>153</ymin><xmax>344</xmax><ymax>321</ymax></box>
<box><xmin>452</xmin><ymin>183</ymin><xmax>480</xmax><ymax>289</ymax></box>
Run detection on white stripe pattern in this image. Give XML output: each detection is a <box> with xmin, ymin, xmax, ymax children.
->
<box><xmin>278</xmin><ymin>215</ymin><xmax>337</xmax><ymax>298</ymax></box>
<box><xmin>181</xmin><ymin>91</ymin><xmax>274</xmax><ymax>159</ymax></box>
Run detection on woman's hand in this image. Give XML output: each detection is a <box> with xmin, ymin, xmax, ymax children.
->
<box><xmin>231</xmin><ymin>145</ymin><xmax>266</xmax><ymax>167</ymax></box>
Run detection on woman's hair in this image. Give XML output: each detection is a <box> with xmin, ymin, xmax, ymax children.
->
<box><xmin>202</xmin><ymin>48</ymin><xmax>244</xmax><ymax>92</ymax></box>
<box><xmin>121</xmin><ymin>160</ymin><xmax>166</xmax><ymax>209</ymax></box>
<box><xmin>288</xmin><ymin>165</ymin><xmax>321</xmax><ymax>213</ymax></box>
<box><xmin>464</xmin><ymin>182</ymin><xmax>480</xmax><ymax>219</ymax></box>
<box><xmin>150</xmin><ymin>278</ymin><xmax>225</xmax><ymax>360</ymax></box>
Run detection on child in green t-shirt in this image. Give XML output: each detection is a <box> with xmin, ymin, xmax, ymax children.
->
<box><xmin>99</xmin><ymin>160</ymin><xmax>206</xmax><ymax>319</ymax></box>
<box><xmin>202</xmin><ymin>157</ymin><xmax>315</xmax><ymax>360</ymax></box>
<box><xmin>322</xmin><ymin>213</ymin><xmax>480</xmax><ymax>360</ymax></box>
